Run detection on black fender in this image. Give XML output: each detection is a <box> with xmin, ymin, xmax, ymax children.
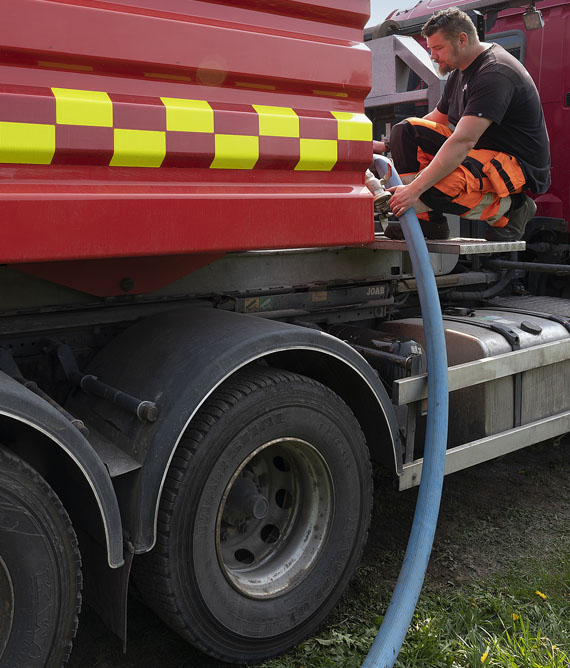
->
<box><xmin>0</xmin><ymin>371</ymin><xmax>124</xmax><ymax>567</ymax></box>
<box><xmin>65</xmin><ymin>307</ymin><xmax>402</xmax><ymax>552</ymax></box>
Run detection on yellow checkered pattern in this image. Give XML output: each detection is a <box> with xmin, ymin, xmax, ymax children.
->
<box><xmin>0</xmin><ymin>88</ymin><xmax>372</xmax><ymax>170</ymax></box>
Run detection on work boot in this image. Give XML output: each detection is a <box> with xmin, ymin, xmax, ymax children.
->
<box><xmin>384</xmin><ymin>213</ymin><xmax>450</xmax><ymax>240</ymax></box>
<box><xmin>484</xmin><ymin>194</ymin><xmax>537</xmax><ymax>242</ymax></box>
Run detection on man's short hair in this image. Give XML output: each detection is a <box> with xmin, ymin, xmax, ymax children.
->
<box><xmin>421</xmin><ymin>7</ymin><xmax>478</xmax><ymax>43</ymax></box>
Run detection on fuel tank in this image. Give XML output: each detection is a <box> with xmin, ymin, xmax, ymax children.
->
<box><xmin>382</xmin><ymin>305</ymin><xmax>570</xmax><ymax>448</ymax></box>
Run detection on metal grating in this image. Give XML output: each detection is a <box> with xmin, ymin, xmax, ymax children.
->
<box><xmin>566</xmin><ymin>92</ymin><xmax>570</xmax><ymax>107</ymax></box>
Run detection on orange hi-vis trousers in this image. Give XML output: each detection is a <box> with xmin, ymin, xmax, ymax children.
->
<box><xmin>390</xmin><ymin>117</ymin><xmax>527</xmax><ymax>228</ymax></box>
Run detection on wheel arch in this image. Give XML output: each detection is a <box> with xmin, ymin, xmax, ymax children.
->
<box><xmin>64</xmin><ymin>308</ymin><xmax>401</xmax><ymax>553</ymax></box>
<box><xmin>262</xmin><ymin>348</ymin><xmax>400</xmax><ymax>469</ymax></box>
<box><xmin>0</xmin><ymin>371</ymin><xmax>124</xmax><ymax>568</ymax></box>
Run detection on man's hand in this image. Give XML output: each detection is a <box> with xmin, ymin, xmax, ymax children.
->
<box><xmin>388</xmin><ymin>182</ymin><xmax>422</xmax><ymax>217</ymax></box>
<box><xmin>373</xmin><ymin>140</ymin><xmax>388</xmax><ymax>153</ymax></box>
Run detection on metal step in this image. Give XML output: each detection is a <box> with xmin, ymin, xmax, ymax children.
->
<box><xmin>370</xmin><ymin>234</ymin><xmax>525</xmax><ymax>255</ymax></box>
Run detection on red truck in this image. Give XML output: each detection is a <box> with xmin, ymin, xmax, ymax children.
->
<box><xmin>0</xmin><ymin>1</ymin><xmax>569</xmax><ymax>666</ymax></box>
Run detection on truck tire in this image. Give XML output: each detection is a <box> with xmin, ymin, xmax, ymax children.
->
<box><xmin>134</xmin><ymin>367</ymin><xmax>372</xmax><ymax>664</ymax></box>
<box><xmin>0</xmin><ymin>446</ymin><xmax>82</xmax><ymax>668</ymax></box>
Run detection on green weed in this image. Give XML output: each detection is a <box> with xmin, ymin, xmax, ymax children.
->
<box><xmin>258</xmin><ymin>492</ymin><xmax>570</xmax><ymax>668</ymax></box>
<box><xmin>258</xmin><ymin>575</ymin><xmax>569</xmax><ymax>668</ymax></box>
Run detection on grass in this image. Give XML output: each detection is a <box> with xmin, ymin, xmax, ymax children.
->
<box><xmin>399</xmin><ymin>565</ymin><xmax>570</xmax><ymax>668</ymax></box>
<box><xmin>258</xmin><ymin>443</ymin><xmax>570</xmax><ymax>668</ymax></box>
<box><xmin>259</xmin><ymin>548</ymin><xmax>570</xmax><ymax>667</ymax></box>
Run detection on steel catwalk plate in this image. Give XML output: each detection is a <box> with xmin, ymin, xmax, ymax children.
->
<box><xmin>371</xmin><ymin>235</ymin><xmax>526</xmax><ymax>254</ymax></box>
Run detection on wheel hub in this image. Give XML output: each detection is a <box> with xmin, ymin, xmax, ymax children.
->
<box><xmin>216</xmin><ymin>437</ymin><xmax>334</xmax><ymax>599</ymax></box>
<box><xmin>223</xmin><ymin>476</ymin><xmax>269</xmax><ymax>524</ymax></box>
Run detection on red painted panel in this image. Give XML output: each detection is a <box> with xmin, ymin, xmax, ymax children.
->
<box><xmin>255</xmin><ymin>137</ymin><xmax>302</xmax><ymax>171</ymax></box>
<box><xmin>53</xmin><ymin>125</ymin><xmax>115</xmax><ymax>165</ymax></box>
<box><xmin>1</xmin><ymin>1</ymin><xmax>371</xmax><ymax>96</ymax></box>
<box><xmin>109</xmin><ymin>93</ymin><xmax>166</xmax><ymax>131</ymax></box>
<box><xmin>0</xmin><ymin>0</ymin><xmax>373</xmax><ymax>294</ymax></box>
<box><xmin>211</xmin><ymin>103</ymin><xmax>260</xmax><ymax>136</ymax></box>
<box><xmin>14</xmin><ymin>254</ymin><xmax>226</xmax><ymax>296</ymax></box>
<box><xmin>37</xmin><ymin>0</ymin><xmax>370</xmax><ymax>44</ymax></box>
<box><xmin>0</xmin><ymin>83</ymin><xmax>56</xmax><ymax>123</ymax></box>
<box><xmin>0</xmin><ymin>186</ymin><xmax>372</xmax><ymax>262</ymax></box>
<box><xmin>162</xmin><ymin>132</ymin><xmax>216</xmax><ymax>169</ymax></box>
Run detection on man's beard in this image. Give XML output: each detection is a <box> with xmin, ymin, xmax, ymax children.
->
<box><xmin>433</xmin><ymin>43</ymin><xmax>460</xmax><ymax>76</ymax></box>
<box><xmin>436</xmin><ymin>61</ymin><xmax>453</xmax><ymax>75</ymax></box>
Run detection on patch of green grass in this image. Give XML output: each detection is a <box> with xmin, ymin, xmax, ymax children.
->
<box><xmin>258</xmin><ymin>544</ymin><xmax>570</xmax><ymax>668</ymax></box>
<box><xmin>257</xmin><ymin>445</ymin><xmax>570</xmax><ymax>668</ymax></box>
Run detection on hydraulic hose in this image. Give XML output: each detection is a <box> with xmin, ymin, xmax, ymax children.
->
<box><xmin>445</xmin><ymin>269</ymin><xmax>516</xmax><ymax>301</ymax></box>
<box><xmin>483</xmin><ymin>258</ymin><xmax>570</xmax><ymax>274</ymax></box>
<box><xmin>362</xmin><ymin>157</ymin><xmax>449</xmax><ymax>668</ymax></box>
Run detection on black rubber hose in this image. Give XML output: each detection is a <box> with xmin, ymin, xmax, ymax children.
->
<box><xmin>484</xmin><ymin>259</ymin><xmax>570</xmax><ymax>274</ymax></box>
<box><xmin>444</xmin><ymin>270</ymin><xmax>516</xmax><ymax>301</ymax></box>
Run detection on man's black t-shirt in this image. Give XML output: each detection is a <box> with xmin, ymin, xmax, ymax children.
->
<box><xmin>437</xmin><ymin>43</ymin><xmax>551</xmax><ymax>193</ymax></box>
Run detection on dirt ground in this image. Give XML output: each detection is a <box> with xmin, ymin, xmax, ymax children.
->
<box><xmin>68</xmin><ymin>435</ymin><xmax>570</xmax><ymax>668</ymax></box>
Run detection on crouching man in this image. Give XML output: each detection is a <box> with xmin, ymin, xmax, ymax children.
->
<box><xmin>382</xmin><ymin>6</ymin><xmax>551</xmax><ymax>241</ymax></box>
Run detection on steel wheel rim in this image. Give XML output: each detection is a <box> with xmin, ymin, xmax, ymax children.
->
<box><xmin>0</xmin><ymin>556</ymin><xmax>14</xmax><ymax>660</ymax></box>
<box><xmin>215</xmin><ymin>437</ymin><xmax>334</xmax><ymax>599</ymax></box>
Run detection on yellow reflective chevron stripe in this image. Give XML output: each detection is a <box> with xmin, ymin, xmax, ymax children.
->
<box><xmin>161</xmin><ymin>98</ymin><xmax>214</xmax><ymax>133</ymax></box>
<box><xmin>253</xmin><ymin>105</ymin><xmax>299</xmax><ymax>138</ymax></box>
<box><xmin>295</xmin><ymin>139</ymin><xmax>337</xmax><ymax>171</ymax></box>
<box><xmin>0</xmin><ymin>87</ymin><xmax>372</xmax><ymax>170</ymax></box>
<box><xmin>331</xmin><ymin>111</ymin><xmax>372</xmax><ymax>141</ymax></box>
<box><xmin>110</xmin><ymin>129</ymin><xmax>166</xmax><ymax>168</ymax></box>
<box><xmin>52</xmin><ymin>88</ymin><xmax>113</xmax><ymax>127</ymax></box>
<box><xmin>210</xmin><ymin>134</ymin><xmax>259</xmax><ymax>170</ymax></box>
<box><xmin>0</xmin><ymin>121</ymin><xmax>55</xmax><ymax>164</ymax></box>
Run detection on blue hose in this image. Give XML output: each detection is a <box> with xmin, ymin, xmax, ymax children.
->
<box><xmin>362</xmin><ymin>157</ymin><xmax>449</xmax><ymax>668</ymax></box>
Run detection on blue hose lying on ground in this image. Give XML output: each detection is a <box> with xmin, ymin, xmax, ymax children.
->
<box><xmin>362</xmin><ymin>157</ymin><xmax>449</xmax><ymax>668</ymax></box>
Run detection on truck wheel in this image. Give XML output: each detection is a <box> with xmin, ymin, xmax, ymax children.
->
<box><xmin>134</xmin><ymin>367</ymin><xmax>372</xmax><ymax>663</ymax></box>
<box><xmin>0</xmin><ymin>446</ymin><xmax>82</xmax><ymax>668</ymax></box>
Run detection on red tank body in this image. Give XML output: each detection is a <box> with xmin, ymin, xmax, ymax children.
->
<box><xmin>0</xmin><ymin>0</ymin><xmax>373</xmax><ymax>295</ymax></box>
